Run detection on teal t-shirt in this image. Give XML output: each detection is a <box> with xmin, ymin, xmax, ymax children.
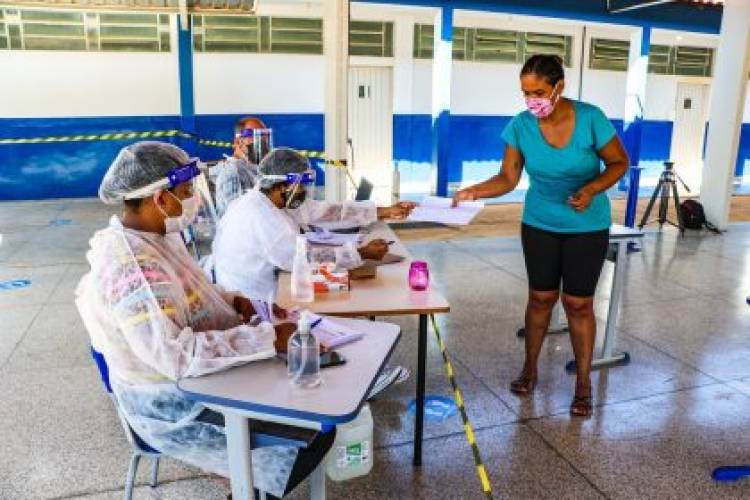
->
<box><xmin>502</xmin><ymin>100</ymin><xmax>616</xmax><ymax>233</ymax></box>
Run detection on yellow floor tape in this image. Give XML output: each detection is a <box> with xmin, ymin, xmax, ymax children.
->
<box><xmin>430</xmin><ymin>314</ymin><xmax>494</xmax><ymax>499</ymax></box>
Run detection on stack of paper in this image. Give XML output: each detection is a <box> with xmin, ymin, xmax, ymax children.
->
<box><xmin>407</xmin><ymin>196</ymin><xmax>484</xmax><ymax>226</ymax></box>
<box><xmin>308</xmin><ymin>313</ymin><xmax>364</xmax><ymax>349</ymax></box>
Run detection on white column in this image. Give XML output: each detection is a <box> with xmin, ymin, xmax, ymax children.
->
<box><xmin>624</xmin><ymin>27</ymin><xmax>649</xmax><ymax>128</ymax></box>
<box><xmin>392</xmin><ymin>15</ymin><xmax>415</xmax><ymax>203</ymax></box>
<box><xmin>431</xmin><ymin>7</ymin><xmax>453</xmax><ymax>196</ymax></box>
<box><xmin>700</xmin><ymin>0</ymin><xmax>750</xmax><ymax>229</ymax></box>
<box><xmin>323</xmin><ymin>0</ymin><xmax>349</xmax><ymax>202</ymax></box>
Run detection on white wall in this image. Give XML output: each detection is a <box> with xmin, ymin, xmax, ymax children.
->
<box><xmin>1</xmin><ymin>0</ymin><xmax>747</xmax><ymax>125</ymax></box>
<box><xmin>193</xmin><ymin>53</ymin><xmax>325</xmax><ymax>114</ymax></box>
<box><xmin>0</xmin><ymin>48</ymin><xmax>179</xmax><ymax>118</ymax></box>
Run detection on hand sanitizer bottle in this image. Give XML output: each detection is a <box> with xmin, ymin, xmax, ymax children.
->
<box><xmin>287</xmin><ymin>311</ymin><xmax>321</xmax><ymax>388</ymax></box>
<box><xmin>291</xmin><ymin>235</ymin><xmax>314</xmax><ymax>303</ymax></box>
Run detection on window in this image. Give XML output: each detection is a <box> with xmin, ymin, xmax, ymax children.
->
<box><xmin>350</xmin><ymin>20</ymin><xmax>393</xmax><ymax>57</ymax></box>
<box><xmin>648</xmin><ymin>44</ymin><xmax>714</xmax><ymax>76</ymax></box>
<box><xmin>192</xmin><ymin>15</ymin><xmax>260</xmax><ymax>52</ymax></box>
<box><xmin>648</xmin><ymin>44</ymin><xmax>672</xmax><ymax>74</ymax></box>
<box><xmin>413</xmin><ymin>23</ymin><xmax>433</xmax><ymax>59</ymax></box>
<box><xmin>472</xmin><ymin>28</ymin><xmax>520</xmax><ymax>62</ymax></box>
<box><xmin>522</xmin><ymin>32</ymin><xmax>572</xmax><ymax>66</ymax></box>
<box><xmin>193</xmin><ymin>15</ymin><xmax>322</xmax><ymax>54</ymax></box>
<box><xmin>97</xmin><ymin>12</ymin><xmax>170</xmax><ymax>52</ymax></box>
<box><xmin>589</xmin><ymin>38</ymin><xmax>630</xmax><ymax>71</ymax></box>
<box><xmin>0</xmin><ymin>7</ymin><xmax>170</xmax><ymax>52</ymax></box>
<box><xmin>268</xmin><ymin>17</ymin><xmax>322</xmax><ymax>54</ymax></box>
<box><xmin>673</xmin><ymin>45</ymin><xmax>713</xmax><ymax>77</ymax></box>
<box><xmin>412</xmin><ymin>23</ymin><xmax>571</xmax><ymax>66</ymax></box>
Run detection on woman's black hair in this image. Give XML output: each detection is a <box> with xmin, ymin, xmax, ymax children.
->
<box><xmin>520</xmin><ymin>54</ymin><xmax>565</xmax><ymax>86</ymax></box>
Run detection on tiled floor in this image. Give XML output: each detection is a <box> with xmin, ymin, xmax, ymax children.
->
<box><xmin>2</xmin><ymin>198</ymin><xmax>750</xmax><ymax>499</ymax></box>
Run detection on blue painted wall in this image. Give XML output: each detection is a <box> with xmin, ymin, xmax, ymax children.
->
<box><xmin>0</xmin><ymin>116</ymin><xmax>182</xmax><ymax>200</ymax></box>
<box><xmin>1</xmin><ymin>113</ymin><xmax>747</xmax><ymax>201</ymax></box>
<box><xmin>0</xmin><ymin>114</ymin><xmax>325</xmax><ymax>200</ymax></box>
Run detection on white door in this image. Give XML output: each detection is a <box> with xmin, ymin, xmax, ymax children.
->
<box><xmin>348</xmin><ymin>66</ymin><xmax>394</xmax><ymax>205</ymax></box>
<box><xmin>670</xmin><ymin>82</ymin><xmax>710</xmax><ymax>192</ymax></box>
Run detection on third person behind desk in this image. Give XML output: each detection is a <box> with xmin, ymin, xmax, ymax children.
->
<box><xmin>212</xmin><ymin>147</ymin><xmax>415</xmax><ymax>301</ymax></box>
<box><xmin>453</xmin><ymin>54</ymin><xmax>629</xmax><ymax>417</ymax></box>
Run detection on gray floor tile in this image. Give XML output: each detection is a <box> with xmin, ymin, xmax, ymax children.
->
<box><xmin>372</xmin><ymin>316</ymin><xmax>518</xmax><ymax>448</ymax></box>
<box><xmin>0</xmin><ymin>303</ymin><xmax>42</xmax><ymax>368</ymax></box>
<box><xmin>617</xmin><ymin>296</ymin><xmax>750</xmax><ymax>381</ymax></box>
<box><xmin>528</xmin><ymin>384</ymin><xmax>750</xmax><ymax>499</ymax></box>
<box><xmin>4</xmin><ymin>302</ymin><xmax>91</xmax><ymax>373</ymax></box>
<box><xmin>47</xmin><ymin>263</ymin><xmax>89</xmax><ymax>306</ymax></box>
<box><xmin>440</xmin><ymin>314</ymin><xmax>714</xmax><ymax>419</ymax></box>
<box><xmin>287</xmin><ymin>424</ymin><xmax>603</xmax><ymax>500</ymax></box>
<box><xmin>0</xmin><ymin>263</ymin><xmax>68</xmax><ymax>308</ymax></box>
<box><xmin>0</xmin><ymin>366</ymin><xmax>199</xmax><ymax>500</ymax></box>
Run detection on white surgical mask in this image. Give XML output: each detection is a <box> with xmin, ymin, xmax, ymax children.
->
<box><xmin>156</xmin><ymin>190</ymin><xmax>200</xmax><ymax>233</ymax></box>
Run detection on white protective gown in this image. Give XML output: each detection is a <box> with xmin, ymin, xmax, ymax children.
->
<box><xmin>75</xmin><ymin>216</ymin><xmax>296</xmax><ymax>497</ymax></box>
<box><xmin>212</xmin><ymin>188</ymin><xmax>377</xmax><ymax>301</ymax></box>
<box><xmin>214</xmin><ymin>158</ymin><xmax>257</xmax><ymax>218</ymax></box>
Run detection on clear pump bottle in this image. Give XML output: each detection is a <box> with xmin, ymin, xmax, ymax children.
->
<box><xmin>291</xmin><ymin>235</ymin><xmax>314</xmax><ymax>303</ymax></box>
<box><xmin>287</xmin><ymin>311</ymin><xmax>321</xmax><ymax>388</ymax></box>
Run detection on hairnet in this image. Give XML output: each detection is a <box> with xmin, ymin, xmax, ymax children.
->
<box><xmin>99</xmin><ymin>141</ymin><xmax>190</xmax><ymax>205</ymax></box>
<box><xmin>257</xmin><ymin>148</ymin><xmax>310</xmax><ymax>189</ymax></box>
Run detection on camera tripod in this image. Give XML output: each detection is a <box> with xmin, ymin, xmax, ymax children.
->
<box><xmin>638</xmin><ymin>161</ymin><xmax>690</xmax><ymax>236</ymax></box>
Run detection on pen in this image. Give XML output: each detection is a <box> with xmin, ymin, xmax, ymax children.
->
<box><xmin>311</xmin><ymin>317</ymin><xmax>323</xmax><ymax>329</ymax></box>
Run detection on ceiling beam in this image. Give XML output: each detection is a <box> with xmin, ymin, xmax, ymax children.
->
<box><xmin>607</xmin><ymin>0</ymin><xmax>677</xmax><ymax>13</ymax></box>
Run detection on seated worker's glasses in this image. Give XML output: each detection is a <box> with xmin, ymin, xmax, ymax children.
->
<box><xmin>124</xmin><ymin>158</ymin><xmax>201</xmax><ymax>200</ymax></box>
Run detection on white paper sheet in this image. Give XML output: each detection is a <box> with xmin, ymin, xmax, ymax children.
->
<box><xmin>407</xmin><ymin>196</ymin><xmax>485</xmax><ymax>225</ymax></box>
<box><xmin>305</xmin><ymin>228</ymin><xmax>363</xmax><ymax>246</ymax></box>
<box><xmin>307</xmin><ymin>312</ymin><xmax>364</xmax><ymax>349</ymax></box>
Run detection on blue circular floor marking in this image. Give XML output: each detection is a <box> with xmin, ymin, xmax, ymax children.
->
<box><xmin>408</xmin><ymin>395</ymin><xmax>458</xmax><ymax>423</ymax></box>
<box><xmin>49</xmin><ymin>218</ymin><xmax>72</xmax><ymax>226</ymax></box>
<box><xmin>0</xmin><ymin>279</ymin><xmax>31</xmax><ymax>291</ymax></box>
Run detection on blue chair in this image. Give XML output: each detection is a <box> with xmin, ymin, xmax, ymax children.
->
<box><xmin>90</xmin><ymin>347</ymin><xmax>161</xmax><ymax>500</ymax></box>
<box><xmin>91</xmin><ymin>347</ymin><xmax>331</xmax><ymax>498</ymax></box>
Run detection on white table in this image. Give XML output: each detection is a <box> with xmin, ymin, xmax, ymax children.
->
<box><xmin>178</xmin><ymin>318</ymin><xmax>401</xmax><ymax>500</ymax></box>
<box><xmin>277</xmin><ymin>222</ymin><xmax>451</xmax><ymax>466</ymax></box>
<box><xmin>566</xmin><ymin>224</ymin><xmax>645</xmax><ymax>371</ymax></box>
<box><xmin>516</xmin><ymin>225</ymin><xmax>644</xmax><ymax>371</ymax></box>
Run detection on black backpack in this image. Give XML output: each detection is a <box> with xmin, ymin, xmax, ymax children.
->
<box><xmin>679</xmin><ymin>199</ymin><xmax>721</xmax><ymax>233</ymax></box>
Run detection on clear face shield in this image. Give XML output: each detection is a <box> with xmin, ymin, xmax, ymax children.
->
<box><xmin>262</xmin><ymin>170</ymin><xmax>316</xmax><ymax>210</ymax></box>
<box><xmin>239</xmin><ymin>128</ymin><xmax>274</xmax><ymax>164</ymax></box>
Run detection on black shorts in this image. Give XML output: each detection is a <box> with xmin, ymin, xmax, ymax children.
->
<box><xmin>521</xmin><ymin>223</ymin><xmax>609</xmax><ymax>297</ymax></box>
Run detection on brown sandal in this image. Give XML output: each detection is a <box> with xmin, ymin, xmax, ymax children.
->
<box><xmin>570</xmin><ymin>394</ymin><xmax>593</xmax><ymax>417</ymax></box>
<box><xmin>510</xmin><ymin>373</ymin><xmax>537</xmax><ymax>395</ymax></box>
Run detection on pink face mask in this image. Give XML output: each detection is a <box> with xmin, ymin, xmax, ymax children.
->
<box><xmin>525</xmin><ymin>84</ymin><xmax>561</xmax><ymax>119</ymax></box>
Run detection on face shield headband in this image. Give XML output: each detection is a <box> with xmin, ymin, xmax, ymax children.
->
<box><xmin>123</xmin><ymin>158</ymin><xmax>201</xmax><ymax>200</ymax></box>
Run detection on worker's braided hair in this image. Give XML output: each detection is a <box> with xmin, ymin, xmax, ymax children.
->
<box><xmin>520</xmin><ymin>54</ymin><xmax>565</xmax><ymax>85</ymax></box>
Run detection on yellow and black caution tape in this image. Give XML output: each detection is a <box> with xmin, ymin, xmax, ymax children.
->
<box><xmin>0</xmin><ymin>129</ymin><xmax>192</xmax><ymax>145</ymax></box>
<box><xmin>0</xmin><ymin>129</ymin><xmax>352</xmax><ymax>174</ymax></box>
<box><xmin>430</xmin><ymin>314</ymin><xmax>494</xmax><ymax>500</ymax></box>
<box><xmin>196</xmin><ymin>138</ymin><xmax>233</xmax><ymax>148</ymax></box>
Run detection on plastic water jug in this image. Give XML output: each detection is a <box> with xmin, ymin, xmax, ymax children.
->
<box><xmin>326</xmin><ymin>404</ymin><xmax>374</xmax><ymax>481</ymax></box>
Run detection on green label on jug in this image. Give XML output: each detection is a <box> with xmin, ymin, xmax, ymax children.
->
<box><xmin>336</xmin><ymin>440</ymin><xmax>371</xmax><ymax>468</ymax></box>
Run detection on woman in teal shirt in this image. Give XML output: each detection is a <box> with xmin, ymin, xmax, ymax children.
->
<box><xmin>454</xmin><ymin>55</ymin><xmax>629</xmax><ymax>417</ymax></box>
